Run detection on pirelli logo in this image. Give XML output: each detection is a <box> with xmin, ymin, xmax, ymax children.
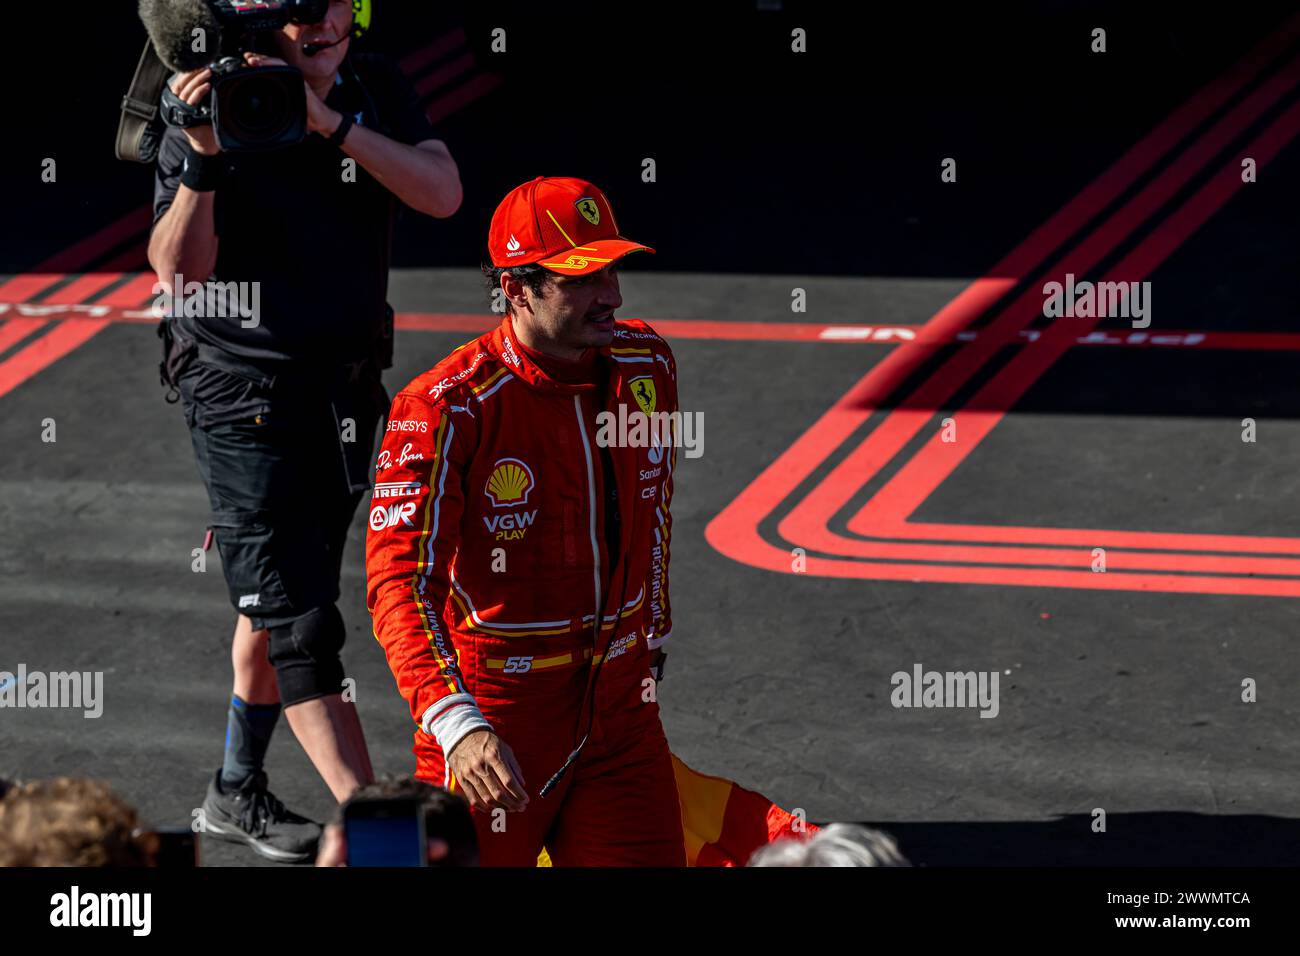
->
<box><xmin>373</xmin><ymin>481</ymin><xmax>423</xmax><ymax>500</ymax></box>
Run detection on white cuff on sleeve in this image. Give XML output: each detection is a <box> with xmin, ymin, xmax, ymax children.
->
<box><xmin>420</xmin><ymin>694</ymin><xmax>492</xmax><ymax>755</ymax></box>
<box><xmin>647</xmin><ymin>629</ymin><xmax>672</xmax><ymax>650</ymax></box>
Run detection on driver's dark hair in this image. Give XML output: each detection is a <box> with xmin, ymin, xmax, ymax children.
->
<box><xmin>481</xmin><ymin>262</ymin><xmax>553</xmax><ymax>316</ymax></box>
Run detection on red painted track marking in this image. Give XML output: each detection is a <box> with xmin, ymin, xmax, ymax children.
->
<box><xmin>0</xmin><ymin>206</ymin><xmax>153</xmax><ymax>302</ymax></box>
<box><xmin>399</xmin><ymin>29</ymin><xmax>469</xmax><ymax>76</ymax></box>
<box><xmin>387</xmin><ymin>315</ymin><xmax>908</xmax><ymax>344</ymax></box>
<box><xmin>774</xmin><ymin>108</ymin><xmax>1300</xmax><ymax>592</ymax></box>
<box><xmin>414</xmin><ymin>51</ymin><xmax>477</xmax><ymax>99</ymax></box>
<box><xmin>40</xmin><ymin>247</ymin><xmax>148</xmax><ymax>306</ymax></box>
<box><xmin>40</xmin><ymin>241</ymin><xmax>150</xmax><ymax>306</ymax></box>
<box><xmin>706</xmin><ymin>19</ymin><xmax>1300</xmax><ymax>597</ymax></box>
<box><xmin>717</xmin><ymin>24</ymin><xmax>1300</xmax><ymax>558</ymax></box>
<box><xmin>4</xmin><ymin>306</ymin><xmax>1300</xmax><ymax>354</ymax></box>
<box><xmin>0</xmin><ymin>320</ymin><xmax>111</xmax><ymax>400</ymax></box>
<box><xmin>779</xmin><ymin>56</ymin><xmax>1300</xmax><ymax>553</ymax></box>
<box><xmin>425</xmin><ymin>73</ymin><xmax>504</xmax><ymax>126</ymax></box>
<box><xmin>98</xmin><ymin>274</ymin><xmax>164</xmax><ymax>308</ymax></box>
<box><xmin>846</xmin><ymin>96</ymin><xmax>1300</xmax><ymax>554</ymax></box>
<box><xmin>39</xmin><ymin>272</ymin><xmax>130</xmax><ymax>306</ymax></box>
<box><xmin>391</xmin><ymin>320</ymin><xmax>1300</xmax><ymax>350</ymax></box>
<box><xmin>0</xmin><ymin>319</ymin><xmax>48</xmax><ymax>355</ymax></box>
<box><xmin>390</xmin><ymin>314</ymin><xmax>949</xmax><ymax>343</ymax></box>
<box><xmin>392</xmin><ymin>315</ymin><xmax>966</xmax><ymax>343</ymax></box>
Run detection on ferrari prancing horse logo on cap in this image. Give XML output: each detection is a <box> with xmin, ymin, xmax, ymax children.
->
<box><xmin>575</xmin><ymin>197</ymin><xmax>600</xmax><ymax>226</ymax></box>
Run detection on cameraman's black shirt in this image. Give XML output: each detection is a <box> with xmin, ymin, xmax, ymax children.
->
<box><xmin>152</xmin><ymin>54</ymin><xmax>439</xmax><ymax>366</ymax></box>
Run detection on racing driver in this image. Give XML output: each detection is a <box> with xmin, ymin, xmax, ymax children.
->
<box><xmin>366</xmin><ymin>176</ymin><xmax>684</xmax><ymax>865</ymax></box>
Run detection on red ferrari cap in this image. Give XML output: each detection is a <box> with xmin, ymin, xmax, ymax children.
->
<box><xmin>487</xmin><ymin>176</ymin><xmax>655</xmax><ymax>276</ymax></box>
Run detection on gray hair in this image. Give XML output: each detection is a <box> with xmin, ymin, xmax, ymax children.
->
<box><xmin>747</xmin><ymin>824</ymin><xmax>910</xmax><ymax>867</ymax></box>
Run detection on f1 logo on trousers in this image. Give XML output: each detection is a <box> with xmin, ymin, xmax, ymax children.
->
<box><xmin>370</xmin><ymin>501</ymin><xmax>417</xmax><ymax>531</ymax></box>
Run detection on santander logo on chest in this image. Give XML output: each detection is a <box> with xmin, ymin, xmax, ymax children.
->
<box><xmin>483</xmin><ymin>457</ymin><xmax>538</xmax><ymax>541</ymax></box>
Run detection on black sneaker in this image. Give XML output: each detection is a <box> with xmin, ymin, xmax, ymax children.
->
<box><xmin>200</xmin><ymin>769</ymin><xmax>322</xmax><ymax>864</ymax></box>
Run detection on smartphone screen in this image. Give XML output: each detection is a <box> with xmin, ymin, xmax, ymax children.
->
<box><xmin>344</xmin><ymin>798</ymin><xmax>426</xmax><ymax>867</ymax></box>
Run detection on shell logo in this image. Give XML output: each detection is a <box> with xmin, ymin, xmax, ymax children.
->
<box><xmin>485</xmin><ymin>458</ymin><xmax>535</xmax><ymax>508</ymax></box>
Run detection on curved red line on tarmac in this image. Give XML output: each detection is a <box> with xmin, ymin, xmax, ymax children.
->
<box><xmin>840</xmin><ymin>98</ymin><xmax>1300</xmax><ymax>573</ymax></box>
<box><xmin>779</xmin><ymin>59</ymin><xmax>1300</xmax><ymax>561</ymax></box>
<box><xmin>778</xmin><ymin>96</ymin><xmax>1300</xmax><ymax>585</ymax></box>
<box><xmin>845</xmin><ymin>73</ymin><xmax>1300</xmax><ymax>534</ymax></box>
<box><xmin>706</xmin><ymin>23</ymin><xmax>1300</xmax><ymax>595</ymax></box>
<box><xmin>780</xmin><ymin>557</ymin><xmax>1300</xmax><ymax>598</ymax></box>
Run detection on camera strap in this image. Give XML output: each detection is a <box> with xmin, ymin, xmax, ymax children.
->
<box><xmin>159</xmin><ymin>83</ymin><xmax>211</xmax><ymax>130</ymax></box>
<box><xmin>115</xmin><ymin>40</ymin><xmax>171</xmax><ymax>164</ymax></box>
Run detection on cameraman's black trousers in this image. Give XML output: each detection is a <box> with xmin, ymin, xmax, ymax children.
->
<box><xmin>175</xmin><ymin>338</ymin><xmax>387</xmax><ymax>706</ymax></box>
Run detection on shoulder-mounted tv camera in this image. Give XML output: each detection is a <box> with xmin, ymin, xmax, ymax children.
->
<box><xmin>119</xmin><ymin>0</ymin><xmax>372</xmax><ymax>160</ymax></box>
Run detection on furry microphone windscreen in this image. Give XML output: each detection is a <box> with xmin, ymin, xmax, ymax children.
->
<box><xmin>138</xmin><ymin>0</ymin><xmax>223</xmax><ymax>73</ymax></box>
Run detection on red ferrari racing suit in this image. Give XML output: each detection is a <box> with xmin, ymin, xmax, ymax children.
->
<box><xmin>365</xmin><ymin>314</ymin><xmax>684</xmax><ymax>865</ymax></box>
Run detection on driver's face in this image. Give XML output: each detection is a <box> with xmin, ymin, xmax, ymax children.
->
<box><xmin>271</xmin><ymin>0</ymin><xmax>354</xmax><ymax>78</ymax></box>
<box><xmin>522</xmin><ymin>265</ymin><xmax>624</xmax><ymax>352</ymax></box>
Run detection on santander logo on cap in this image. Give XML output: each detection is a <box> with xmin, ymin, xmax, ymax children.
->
<box><xmin>505</xmin><ymin>234</ymin><xmax>524</xmax><ymax>256</ymax></box>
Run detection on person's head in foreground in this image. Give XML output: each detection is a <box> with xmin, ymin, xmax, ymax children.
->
<box><xmin>747</xmin><ymin>824</ymin><xmax>911</xmax><ymax>867</ymax></box>
<box><xmin>317</xmin><ymin>775</ymin><xmax>479</xmax><ymax>867</ymax></box>
<box><xmin>0</xmin><ymin>777</ymin><xmax>158</xmax><ymax>867</ymax></box>
<box><xmin>482</xmin><ymin>176</ymin><xmax>655</xmax><ymax>360</ymax></box>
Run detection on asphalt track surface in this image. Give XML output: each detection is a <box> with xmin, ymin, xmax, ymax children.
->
<box><xmin>2</xmin><ymin>5</ymin><xmax>1299</xmax><ymax>866</ymax></box>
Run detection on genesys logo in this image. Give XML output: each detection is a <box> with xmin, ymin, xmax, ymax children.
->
<box><xmin>387</xmin><ymin>419</ymin><xmax>428</xmax><ymax>433</ymax></box>
<box><xmin>370</xmin><ymin>501</ymin><xmax>417</xmax><ymax>531</ymax></box>
<box><xmin>485</xmin><ymin>458</ymin><xmax>535</xmax><ymax>508</ymax></box>
<box><xmin>373</xmin><ymin>481</ymin><xmax>422</xmax><ymax>500</ymax></box>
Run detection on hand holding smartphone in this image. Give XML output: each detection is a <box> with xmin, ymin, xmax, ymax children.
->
<box><xmin>343</xmin><ymin>796</ymin><xmax>427</xmax><ymax>867</ymax></box>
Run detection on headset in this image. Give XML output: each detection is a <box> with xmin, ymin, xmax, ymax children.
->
<box><xmin>302</xmin><ymin>0</ymin><xmax>372</xmax><ymax>57</ymax></box>
<box><xmin>118</xmin><ymin>0</ymin><xmax>376</xmax><ymax>162</ymax></box>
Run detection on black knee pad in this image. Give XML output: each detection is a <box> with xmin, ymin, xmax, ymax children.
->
<box><xmin>266</xmin><ymin>604</ymin><xmax>347</xmax><ymax>706</ymax></box>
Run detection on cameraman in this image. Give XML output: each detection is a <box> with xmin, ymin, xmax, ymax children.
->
<box><xmin>148</xmin><ymin>0</ymin><xmax>462</xmax><ymax>863</ymax></box>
